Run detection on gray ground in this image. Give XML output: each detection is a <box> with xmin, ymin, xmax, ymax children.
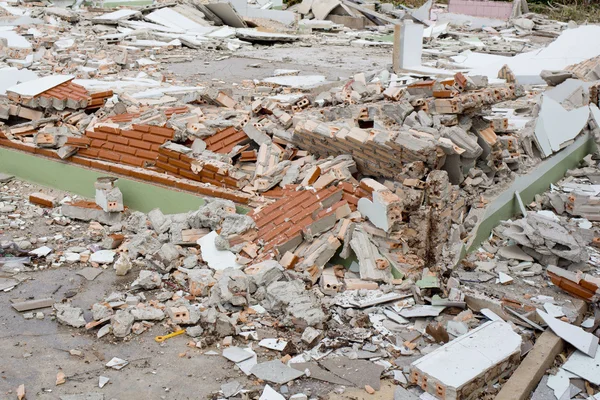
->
<box><xmin>168</xmin><ymin>45</ymin><xmax>392</xmax><ymax>83</ymax></box>
<box><xmin>0</xmin><ymin>179</ymin><xmax>342</xmax><ymax>400</ymax></box>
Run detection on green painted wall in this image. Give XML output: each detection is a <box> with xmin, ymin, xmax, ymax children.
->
<box><xmin>0</xmin><ymin>148</ymin><xmax>211</xmax><ymax>214</ymax></box>
<box><xmin>466</xmin><ymin>133</ymin><xmax>596</xmax><ymax>253</ymax></box>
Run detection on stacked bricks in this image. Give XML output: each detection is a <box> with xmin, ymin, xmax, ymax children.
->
<box><xmin>338</xmin><ymin>181</ymin><xmax>373</xmax><ymax>211</ymax></box>
<box><xmin>0</xmin><ymin>137</ymin><xmax>251</xmax><ymax>204</ymax></box>
<box><xmin>156</xmin><ymin>145</ymin><xmax>246</xmax><ymax>190</ymax></box>
<box><xmin>80</xmin><ymin>124</ymin><xmax>175</xmax><ymax>167</ymax></box>
<box><xmin>7</xmin><ymin>79</ymin><xmax>113</xmax><ymax>111</ymax></box>
<box><xmin>291</xmin><ymin>120</ymin><xmax>443</xmax><ymax>180</ymax></box>
<box><xmin>250</xmin><ymin>186</ymin><xmax>347</xmax><ymax>255</ymax></box>
<box><xmin>204</xmin><ymin>126</ymin><xmax>250</xmax><ymax>154</ymax></box>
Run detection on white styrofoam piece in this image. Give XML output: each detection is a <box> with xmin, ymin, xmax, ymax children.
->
<box><xmin>261</xmin><ymin>75</ymin><xmax>328</xmax><ymax>89</ymax></box>
<box><xmin>481</xmin><ymin>308</ymin><xmax>503</xmax><ymax>322</ymax></box>
<box><xmin>6</xmin><ymin>74</ymin><xmax>73</xmax><ymax>97</ymax></box>
<box><xmin>198</xmin><ymin>231</ymin><xmax>241</xmax><ymax>271</ymax></box>
<box><xmin>259</xmin><ymin>385</ymin><xmax>285</xmax><ymax>400</ymax></box>
<box><xmin>358</xmin><ymin>191</ymin><xmax>392</xmax><ymax>232</ymax></box>
<box><xmin>465</xmin><ymin>25</ymin><xmax>600</xmax><ymax>84</ymax></box>
<box><xmin>562</xmin><ymin>349</ymin><xmax>600</xmax><ymax>385</ymax></box>
<box><xmin>435</xmin><ymin>12</ymin><xmax>507</xmax><ymax>28</ymax></box>
<box><xmin>411</xmin><ymin>321</ymin><xmax>521</xmax><ymax>389</ymax></box>
<box><xmin>0</xmin><ymin>30</ymin><xmax>32</xmax><ymax>49</ymax></box>
<box><xmin>93</xmin><ymin>9</ymin><xmax>140</xmax><ymax>21</ymax></box>
<box><xmin>544</xmin><ymin>79</ymin><xmax>594</xmax><ymax>105</ymax></box>
<box><xmin>411</xmin><ymin>0</ymin><xmax>432</xmax><ymax>23</ymax></box>
<box><xmin>0</xmin><ymin>67</ymin><xmax>38</xmax><ymax>95</ymax></box>
<box><xmin>399</xmin><ymin>21</ymin><xmax>424</xmax><ymax>69</ymax></box>
<box><xmin>119</xmin><ymin>20</ymin><xmax>186</xmax><ymax>33</ymax></box>
<box><xmin>259</xmin><ymin>338</ymin><xmax>289</xmax><ymax>351</ymax></box>
<box><xmin>543</xmin><ymin>303</ymin><xmax>565</xmax><ymax>318</ymax></box>
<box><xmin>534</xmin><ymin>96</ymin><xmax>589</xmax><ymax>158</ymax></box>
<box><xmin>229</xmin><ymin>0</ymin><xmax>296</xmax><ymax>26</ymax></box>
<box><xmin>423</xmin><ymin>22</ymin><xmax>449</xmax><ymax>39</ymax></box>
<box><xmin>537</xmin><ymin>310</ymin><xmax>599</xmax><ymax>357</ymax></box>
<box><xmin>547</xmin><ymin>368</ymin><xmax>579</xmax><ymax>399</ymax></box>
<box><xmin>145</xmin><ymin>8</ymin><xmax>216</xmax><ymax>35</ymax></box>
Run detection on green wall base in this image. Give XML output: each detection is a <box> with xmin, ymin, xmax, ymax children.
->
<box><xmin>466</xmin><ymin>132</ymin><xmax>596</xmax><ymax>253</ymax></box>
<box><xmin>0</xmin><ymin>147</ymin><xmax>207</xmax><ymax>214</ymax></box>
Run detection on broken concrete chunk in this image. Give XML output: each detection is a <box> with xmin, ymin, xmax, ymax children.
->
<box><xmin>131</xmin><ymin>270</ymin><xmax>161</xmax><ymax>290</ymax></box>
<box><xmin>55</xmin><ymin>303</ymin><xmax>86</xmax><ymax>328</ymax></box>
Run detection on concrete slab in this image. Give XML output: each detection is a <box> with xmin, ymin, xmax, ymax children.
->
<box><xmin>562</xmin><ymin>348</ymin><xmax>600</xmax><ymax>385</ymax></box>
<box><xmin>250</xmin><ymin>360</ymin><xmax>305</xmax><ymax>384</ymax></box>
<box><xmin>319</xmin><ymin>357</ymin><xmax>385</xmax><ymax>390</ymax></box>
<box><xmin>7</xmin><ymin>75</ymin><xmax>73</xmax><ymax>98</ymax></box>
<box><xmin>411</xmin><ymin>321</ymin><xmax>521</xmax><ymax>398</ymax></box>
<box><xmin>145</xmin><ymin>8</ymin><xmax>216</xmax><ymax>34</ymax></box>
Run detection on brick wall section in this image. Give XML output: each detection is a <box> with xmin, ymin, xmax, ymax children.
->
<box><xmin>40</xmin><ymin>81</ymin><xmax>89</xmax><ymax>103</ymax></box>
<box><xmin>80</xmin><ymin>124</ymin><xmax>174</xmax><ymax>167</ymax></box>
<box><xmin>104</xmin><ymin>107</ymin><xmax>190</xmax><ymax>124</ymax></box>
<box><xmin>339</xmin><ymin>181</ymin><xmax>372</xmax><ymax>210</ymax></box>
<box><xmin>290</xmin><ymin>122</ymin><xmax>442</xmax><ymax>180</ymax></box>
<box><xmin>156</xmin><ymin>147</ymin><xmax>245</xmax><ymax>190</ymax></box>
<box><xmin>205</xmin><ymin>126</ymin><xmax>250</xmax><ymax>153</ymax></box>
<box><xmin>448</xmin><ymin>0</ymin><xmax>513</xmax><ymax>20</ymax></box>
<box><xmin>0</xmin><ymin>137</ymin><xmax>251</xmax><ymax>204</ymax></box>
<box><xmin>250</xmin><ymin>186</ymin><xmax>346</xmax><ymax>254</ymax></box>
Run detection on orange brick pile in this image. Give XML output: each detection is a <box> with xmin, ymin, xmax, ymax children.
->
<box><xmin>104</xmin><ymin>107</ymin><xmax>190</xmax><ymax>124</ymax></box>
<box><xmin>205</xmin><ymin>127</ymin><xmax>250</xmax><ymax>153</ymax></box>
<box><xmin>250</xmin><ymin>186</ymin><xmax>348</xmax><ymax>255</ymax></box>
<box><xmin>80</xmin><ymin>124</ymin><xmax>175</xmax><ymax>167</ymax></box>
<box><xmin>157</xmin><ymin>146</ymin><xmax>245</xmax><ymax>190</ymax></box>
<box><xmin>339</xmin><ymin>181</ymin><xmax>373</xmax><ymax>210</ymax></box>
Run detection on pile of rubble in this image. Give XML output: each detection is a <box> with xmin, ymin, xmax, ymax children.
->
<box><xmin>4</xmin><ymin>0</ymin><xmax>600</xmax><ymax>398</ymax></box>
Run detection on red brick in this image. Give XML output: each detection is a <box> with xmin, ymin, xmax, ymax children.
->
<box><xmin>129</xmin><ymin>138</ymin><xmax>152</xmax><ymax>151</ymax></box>
<box><xmin>158</xmin><ymin>154</ymin><xmax>169</xmax><ymax>163</ymax></box>
<box><xmin>90</xmin><ymin>139</ymin><xmax>105</xmax><ymax>148</ymax></box>
<box><xmin>156</xmin><ymin>161</ymin><xmax>178</xmax><ymax>174</ymax></box>
<box><xmin>144</xmin><ymin>134</ymin><xmax>167</xmax><ymax>144</ymax></box>
<box><xmin>132</xmin><ymin>124</ymin><xmax>150</xmax><ymax>132</ymax></box>
<box><xmin>175</xmin><ymin>180</ymin><xmax>197</xmax><ymax>192</ymax></box>
<box><xmin>78</xmin><ymin>148</ymin><xmax>100</xmax><ymax>158</ymax></box>
<box><xmin>120</xmin><ymin>154</ymin><xmax>144</xmax><ymax>167</ymax></box>
<box><xmin>102</xmin><ymin>142</ymin><xmax>115</xmax><ymax>151</ymax></box>
<box><xmin>150</xmin><ymin>144</ymin><xmax>160</xmax><ymax>152</ymax></box>
<box><xmin>96</xmin><ymin>125</ymin><xmax>121</xmax><ymax>134</ymax></box>
<box><xmin>107</xmin><ymin>135</ymin><xmax>129</xmax><ymax>145</ymax></box>
<box><xmin>120</xmin><ymin>130</ymin><xmax>145</xmax><ymax>140</ymax></box>
<box><xmin>149</xmin><ymin>125</ymin><xmax>175</xmax><ymax>138</ymax></box>
<box><xmin>86</xmin><ymin>130</ymin><xmax>108</xmax><ymax>140</ymax></box>
<box><xmin>88</xmin><ymin>159</ymin><xmax>111</xmax><ymax>171</ymax></box>
<box><xmin>109</xmin><ymin>164</ymin><xmax>132</xmax><ymax>176</ymax></box>
<box><xmin>262</xmin><ymin>222</ymin><xmax>292</xmax><ymax>243</ymax></box>
<box><xmin>98</xmin><ymin>149</ymin><xmax>121</xmax><ymax>162</ymax></box>
<box><xmin>71</xmin><ymin>156</ymin><xmax>92</xmax><ymax>167</ymax></box>
<box><xmin>170</xmin><ymin>158</ymin><xmax>191</xmax><ymax>170</ymax></box>
<box><xmin>179</xmin><ymin>169</ymin><xmax>202</xmax><ymax>182</ymax></box>
<box><xmin>136</xmin><ymin>149</ymin><xmax>158</xmax><ymax>160</ymax></box>
<box><xmin>158</xmin><ymin>147</ymin><xmax>181</xmax><ymax>159</ymax></box>
<box><xmin>113</xmin><ymin>144</ymin><xmax>137</xmax><ymax>155</ymax></box>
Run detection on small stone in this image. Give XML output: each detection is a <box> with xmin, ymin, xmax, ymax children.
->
<box><xmin>99</xmin><ymin>376</ymin><xmax>110</xmax><ymax>388</ymax></box>
<box><xmin>69</xmin><ymin>349</ymin><xmax>83</xmax><ymax>357</ymax></box>
<box><xmin>222</xmin><ymin>336</ymin><xmax>233</xmax><ymax>347</ymax></box>
<box><xmin>365</xmin><ymin>385</ymin><xmax>375</xmax><ymax>394</ymax></box>
<box><xmin>56</xmin><ymin>371</ymin><xmax>66</xmax><ymax>385</ymax></box>
<box><xmin>23</xmin><ymin>312</ymin><xmax>34</xmax><ymax>319</ymax></box>
<box><xmin>114</xmin><ymin>254</ymin><xmax>132</xmax><ymax>276</ymax></box>
<box><xmin>90</xmin><ymin>250</ymin><xmax>116</xmax><ymax>264</ymax></box>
